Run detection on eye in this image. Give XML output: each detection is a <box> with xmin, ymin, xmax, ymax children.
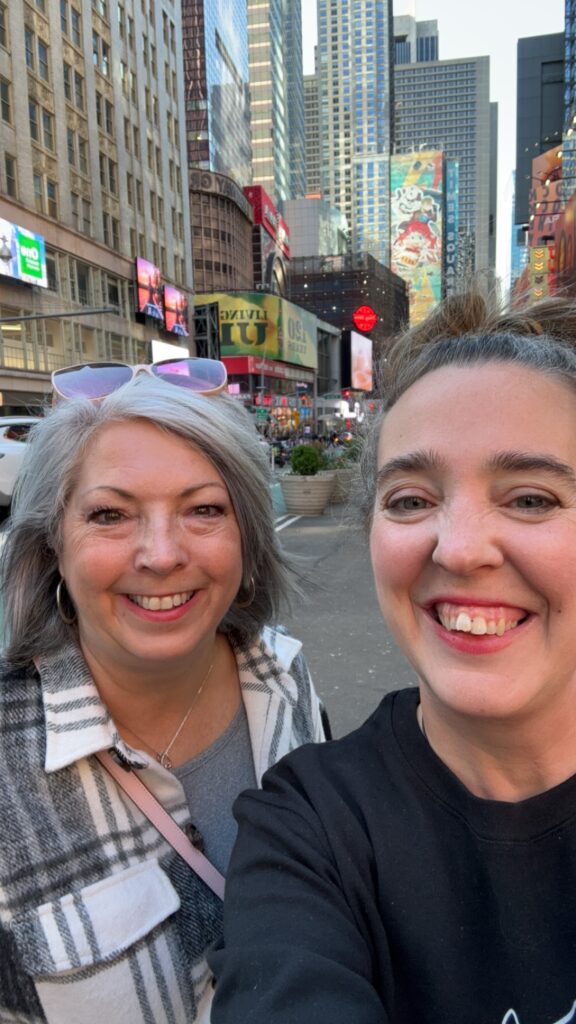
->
<box><xmin>87</xmin><ymin>506</ymin><xmax>126</xmax><ymax>524</ymax></box>
<box><xmin>508</xmin><ymin>493</ymin><xmax>557</xmax><ymax>511</ymax></box>
<box><xmin>384</xmin><ymin>494</ymin><xmax>433</xmax><ymax>514</ymax></box>
<box><xmin>190</xmin><ymin>503</ymin><xmax>225</xmax><ymax>517</ymax></box>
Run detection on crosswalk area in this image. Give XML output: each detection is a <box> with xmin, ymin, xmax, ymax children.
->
<box><xmin>274</xmin><ymin>514</ymin><xmax>301</xmax><ymax>533</ymax></box>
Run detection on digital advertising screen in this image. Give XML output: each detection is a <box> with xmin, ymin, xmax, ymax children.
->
<box><xmin>135</xmin><ymin>257</ymin><xmax>164</xmax><ymax>321</ymax></box>
<box><xmin>350</xmin><ymin>332</ymin><xmax>373</xmax><ymax>391</ymax></box>
<box><xmin>0</xmin><ymin>219</ymin><xmax>47</xmax><ymax>288</ymax></box>
<box><xmin>391</xmin><ymin>150</ymin><xmax>444</xmax><ymax>324</ymax></box>
<box><xmin>163</xmin><ymin>285</ymin><xmax>190</xmax><ymax>337</ymax></box>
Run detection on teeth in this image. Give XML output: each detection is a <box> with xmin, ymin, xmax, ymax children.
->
<box><xmin>130</xmin><ymin>592</ymin><xmax>193</xmax><ymax>610</ymax></box>
<box><xmin>436</xmin><ymin>605</ymin><xmax>525</xmax><ymax>636</ymax></box>
<box><xmin>455</xmin><ymin>612</ymin><xmax>472</xmax><ymax>632</ymax></box>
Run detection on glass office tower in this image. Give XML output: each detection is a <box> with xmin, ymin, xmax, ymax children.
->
<box><xmin>316</xmin><ymin>0</ymin><xmax>394</xmax><ymax>266</ymax></box>
<box><xmin>182</xmin><ymin>0</ymin><xmax>252</xmax><ymax>186</ymax></box>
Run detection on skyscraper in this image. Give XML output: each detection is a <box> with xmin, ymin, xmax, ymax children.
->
<box><xmin>394</xmin><ymin>37</ymin><xmax>494</xmax><ymax>279</ymax></box>
<box><xmin>0</xmin><ymin>0</ymin><xmax>191</xmax><ymax>409</ymax></box>
<box><xmin>247</xmin><ymin>0</ymin><xmax>305</xmax><ymax>203</ymax></box>
<box><xmin>304</xmin><ymin>73</ymin><xmax>321</xmax><ymax>195</ymax></box>
<box><xmin>181</xmin><ymin>0</ymin><xmax>252</xmax><ymax>186</ymax></box>
<box><xmin>316</xmin><ymin>0</ymin><xmax>395</xmax><ymax>267</ymax></box>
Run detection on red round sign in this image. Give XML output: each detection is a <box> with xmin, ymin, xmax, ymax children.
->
<box><xmin>352</xmin><ymin>304</ymin><xmax>378</xmax><ymax>333</ymax></box>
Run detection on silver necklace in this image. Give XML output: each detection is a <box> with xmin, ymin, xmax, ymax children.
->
<box><xmin>118</xmin><ymin>660</ymin><xmax>215</xmax><ymax>770</ymax></box>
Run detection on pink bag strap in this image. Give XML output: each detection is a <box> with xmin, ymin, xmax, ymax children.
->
<box><xmin>95</xmin><ymin>749</ymin><xmax>225</xmax><ymax>900</ymax></box>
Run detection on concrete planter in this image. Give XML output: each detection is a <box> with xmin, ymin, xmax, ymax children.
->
<box><xmin>330</xmin><ymin>466</ymin><xmax>356</xmax><ymax>504</ymax></box>
<box><xmin>280</xmin><ymin>471</ymin><xmax>336</xmax><ymax>516</ymax></box>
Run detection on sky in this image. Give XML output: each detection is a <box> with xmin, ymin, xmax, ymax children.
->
<box><xmin>301</xmin><ymin>0</ymin><xmax>566</xmax><ymax>287</ymax></box>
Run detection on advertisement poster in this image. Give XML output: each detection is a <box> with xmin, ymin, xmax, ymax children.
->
<box><xmin>195</xmin><ymin>292</ymin><xmax>318</xmax><ymax>369</ymax></box>
<box><xmin>135</xmin><ymin>257</ymin><xmax>163</xmax><ymax>321</ymax></box>
<box><xmin>163</xmin><ymin>285</ymin><xmax>189</xmax><ymax>337</ymax></box>
<box><xmin>391</xmin><ymin>151</ymin><xmax>444</xmax><ymax>324</ymax></box>
<box><xmin>444</xmin><ymin>159</ymin><xmax>459</xmax><ymax>298</ymax></box>
<box><xmin>0</xmin><ymin>219</ymin><xmax>47</xmax><ymax>287</ymax></box>
<box><xmin>350</xmin><ymin>332</ymin><xmax>373</xmax><ymax>391</ymax></box>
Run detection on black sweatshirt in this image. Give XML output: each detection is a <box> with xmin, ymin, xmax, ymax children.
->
<box><xmin>211</xmin><ymin>688</ymin><xmax>576</xmax><ymax>1024</ymax></box>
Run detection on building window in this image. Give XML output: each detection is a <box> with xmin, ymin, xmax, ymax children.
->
<box><xmin>0</xmin><ymin>3</ymin><xmax>7</xmax><ymax>50</ymax></box>
<box><xmin>63</xmin><ymin>62</ymin><xmax>71</xmax><ymax>101</ymax></box>
<box><xmin>46</xmin><ymin>179</ymin><xmax>57</xmax><ymax>218</ymax></box>
<box><xmin>67</xmin><ymin>126</ymin><xmax>75</xmax><ymax>165</ymax></box>
<box><xmin>92</xmin><ymin>31</ymin><xmax>109</xmax><ymax>76</ymax></box>
<box><xmin>25</xmin><ymin>27</ymin><xmax>35</xmax><ymax>70</ymax></box>
<box><xmin>33</xmin><ymin>173</ymin><xmax>44</xmax><ymax>213</ymax></box>
<box><xmin>4</xmin><ymin>153</ymin><xmax>16</xmax><ymax>197</ymax></box>
<box><xmin>78</xmin><ymin>137</ymin><xmax>88</xmax><ymax>175</ymax></box>
<box><xmin>42</xmin><ymin>108</ymin><xmax>54</xmax><ymax>150</ymax></box>
<box><xmin>29</xmin><ymin>100</ymin><xmax>39</xmax><ymax>141</ymax></box>
<box><xmin>76</xmin><ymin>262</ymin><xmax>91</xmax><ymax>304</ymax></box>
<box><xmin>74</xmin><ymin>70</ymin><xmax>84</xmax><ymax>109</ymax></box>
<box><xmin>38</xmin><ymin>39</ymin><xmax>49</xmax><ymax>81</ymax></box>
<box><xmin>82</xmin><ymin>198</ymin><xmax>92</xmax><ymax>235</ymax></box>
<box><xmin>0</xmin><ymin>76</ymin><xmax>10</xmax><ymax>123</ymax></box>
<box><xmin>71</xmin><ymin>191</ymin><xmax>80</xmax><ymax>231</ymax></box>
<box><xmin>46</xmin><ymin>250</ymin><xmax>57</xmax><ymax>291</ymax></box>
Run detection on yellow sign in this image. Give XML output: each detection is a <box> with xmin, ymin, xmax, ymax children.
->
<box><xmin>195</xmin><ymin>292</ymin><xmax>318</xmax><ymax>369</ymax></box>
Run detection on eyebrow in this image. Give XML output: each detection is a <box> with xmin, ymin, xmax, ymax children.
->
<box><xmin>376</xmin><ymin>449</ymin><xmax>576</xmax><ymax>489</ymax></box>
<box><xmin>83</xmin><ymin>482</ymin><xmax>226</xmax><ymax>499</ymax></box>
<box><xmin>376</xmin><ymin>450</ymin><xmax>445</xmax><ymax>488</ymax></box>
<box><xmin>487</xmin><ymin>451</ymin><xmax>576</xmax><ymax>485</ymax></box>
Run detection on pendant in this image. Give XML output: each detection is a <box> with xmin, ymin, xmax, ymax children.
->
<box><xmin>157</xmin><ymin>751</ymin><xmax>173</xmax><ymax>770</ymax></box>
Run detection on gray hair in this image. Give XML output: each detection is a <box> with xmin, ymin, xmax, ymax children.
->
<box><xmin>357</xmin><ymin>329</ymin><xmax>576</xmax><ymax>531</ymax></box>
<box><xmin>2</xmin><ymin>375</ymin><xmax>297</xmax><ymax>664</ymax></box>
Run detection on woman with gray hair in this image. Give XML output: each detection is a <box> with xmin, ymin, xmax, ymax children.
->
<box><xmin>0</xmin><ymin>358</ymin><xmax>325</xmax><ymax>1024</ymax></box>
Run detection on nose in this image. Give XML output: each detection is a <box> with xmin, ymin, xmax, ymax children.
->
<box><xmin>134</xmin><ymin>516</ymin><xmax>188</xmax><ymax>574</ymax></box>
<box><xmin>431</xmin><ymin>505</ymin><xmax>504</xmax><ymax>576</ymax></box>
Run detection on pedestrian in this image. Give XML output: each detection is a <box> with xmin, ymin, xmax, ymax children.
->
<box><xmin>210</xmin><ymin>295</ymin><xmax>576</xmax><ymax>1023</ymax></box>
<box><xmin>0</xmin><ymin>358</ymin><xmax>325</xmax><ymax>1023</ymax></box>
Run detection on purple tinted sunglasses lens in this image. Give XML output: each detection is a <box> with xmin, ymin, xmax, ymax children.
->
<box><xmin>55</xmin><ymin>364</ymin><xmax>133</xmax><ymax>399</ymax></box>
<box><xmin>152</xmin><ymin>359</ymin><xmax>226</xmax><ymax>391</ymax></box>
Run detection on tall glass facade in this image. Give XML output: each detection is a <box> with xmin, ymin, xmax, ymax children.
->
<box><xmin>247</xmin><ymin>0</ymin><xmax>305</xmax><ymax>202</ymax></box>
<box><xmin>182</xmin><ymin>0</ymin><xmax>252</xmax><ymax>186</ymax></box>
<box><xmin>317</xmin><ymin>0</ymin><xmax>394</xmax><ymax>267</ymax></box>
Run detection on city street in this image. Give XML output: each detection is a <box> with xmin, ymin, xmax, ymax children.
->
<box><xmin>276</xmin><ymin>505</ymin><xmax>417</xmax><ymax>739</ymax></box>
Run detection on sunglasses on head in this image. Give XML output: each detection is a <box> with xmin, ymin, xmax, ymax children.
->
<box><xmin>51</xmin><ymin>358</ymin><xmax>228</xmax><ymax>401</ymax></box>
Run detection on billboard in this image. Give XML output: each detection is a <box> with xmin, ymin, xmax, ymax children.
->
<box><xmin>135</xmin><ymin>257</ymin><xmax>163</xmax><ymax>321</ymax></box>
<box><xmin>444</xmin><ymin>159</ymin><xmax>459</xmax><ymax>298</ymax></box>
<box><xmin>163</xmin><ymin>285</ymin><xmax>190</xmax><ymax>337</ymax></box>
<box><xmin>243</xmin><ymin>185</ymin><xmax>290</xmax><ymax>257</ymax></box>
<box><xmin>391</xmin><ymin>151</ymin><xmax>443</xmax><ymax>324</ymax></box>
<box><xmin>0</xmin><ymin>219</ymin><xmax>47</xmax><ymax>287</ymax></box>
<box><xmin>195</xmin><ymin>292</ymin><xmax>318</xmax><ymax>369</ymax></box>
<box><xmin>350</xmin><ymin>332</ymin><xmax>373</xmax><ymax>391</ymax></box>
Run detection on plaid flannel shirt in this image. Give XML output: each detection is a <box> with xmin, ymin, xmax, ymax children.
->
<box><xmin>0</xmin><ymin>626</ymin><xmax>324</xmax><ymax>1024</ymax></box>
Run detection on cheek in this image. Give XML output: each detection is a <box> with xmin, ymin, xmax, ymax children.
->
<box><xmin>369</xmin><ymin>519</ymin><xmax>427</xmax><ymax>603</ymax></box>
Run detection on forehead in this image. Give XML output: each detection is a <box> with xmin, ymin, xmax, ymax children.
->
<box><xmin>378</xmin><ymin>363</ymin><xmax>576</xmax><ymax>465</ymax></box>
<box><xmin>72</xmin><ymin>419</ymin><xmax>223</xmax><ymax>486</ymax></box>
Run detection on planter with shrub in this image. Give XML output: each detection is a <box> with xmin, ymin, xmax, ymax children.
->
<box><xmin>279</xmin><ymin>444</ymin><xmax>335</xmax><ymax>516</ymax></box>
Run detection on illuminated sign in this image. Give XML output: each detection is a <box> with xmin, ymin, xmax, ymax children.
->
<box><xmin>195</xmin><ymin>292</ymin><xmax>318</xmax><ymax>369</ymax></box>
<box><xmin>163</xmin><ymin>285</ymin><xmax>190</xmax><ymax>337</ymax></box>
<box><xmin>350</xmin><ymin>332</ymin><xmax>373</xmax><ymax>391</ymax></box>
<box><xmin>135</xmin><ymin>257</ymin><xmax>163</xmax><ymax>321</ymax></box>
<box><xmin>391</xmin><ymin>151</ymin><xmax>444</xmax><ymax>324</ymax></box>
<box><xmin>0</xmin><ymin>219</ymin><xmax>47</xmax><ymax>287</ymax></box>
<box><xmin>352</xmin><ymin>305</ymin><xmax>378</xmax><ymax>333</ymax></box>
<box><xmin>444</xmin><ymin>159</ymin><xmax>459</xmax><ymax>298</ymax></box>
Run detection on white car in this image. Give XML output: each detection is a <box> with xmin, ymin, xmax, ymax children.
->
<box><xmin>0</xmin><ymin>417</ymin><xmax>41</xmax><ymax>506</ymax></box>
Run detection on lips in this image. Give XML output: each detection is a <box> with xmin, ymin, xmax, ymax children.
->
<box><xmin>433</xmin><ymin>602</ymin><xmax>529</xmax><ymax>636</ymax></box>
<box><xmin>128</xmin><ymin>591</ymin><xmax>194</xmax><ymax>611</ymax></box>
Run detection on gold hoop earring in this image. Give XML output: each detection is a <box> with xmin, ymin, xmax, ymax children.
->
<box><xmin>236</xmin><ymin>575</ymin><xmax>256</xmax><ymax>609</ymax></box>
<box><xmin>56</xmin><ymin>578</ymin><xmax>76</xmax><ymax>625</ymax></box>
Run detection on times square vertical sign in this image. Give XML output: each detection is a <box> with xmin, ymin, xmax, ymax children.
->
<box><xmin>444</xmin><ymin>159</ymin><xmax>460</xmax><ymax>297</ymax></box>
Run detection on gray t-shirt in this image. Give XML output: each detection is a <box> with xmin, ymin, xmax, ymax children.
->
<box><xmin>174</xmin><ymin>701</ymin><xmax>257</xmax><ymax>875</ymax></box>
